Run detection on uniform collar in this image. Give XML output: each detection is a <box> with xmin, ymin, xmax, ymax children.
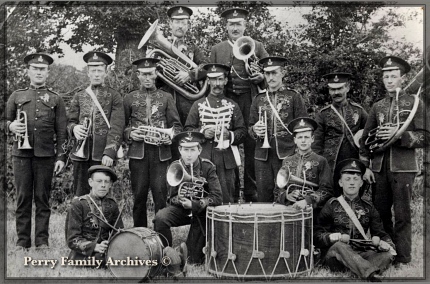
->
<box><xmin>89</xmin><ymin>191</ymin><xmax>106</xmax><ymax>202</ymax></box>
<box><xmin>342</xmin><ymin>194</ymin><xmax>360</xmax><ymax>203</ymax></box>
<box><xmin>180</xmin><ymin>157</ymin><xmax>201</xmax><ymax>173</ymax></box>
<box><xmin>140</xmin><ymin>86</ymin><xmax>157</xmax><ymax>93</ymax></box>
<box><xmin>297</xmin><ymin>148</ymin><xmax>313</xmax><ymax>157</ymax></box>
<box><xmin>29</xmin><ymin>84</ymin><xmax>46</xmax><ymax>90</ymax></box>
<box><xmin>387</xmin><ymin>89</ymin><xmax>405</xmax><ymax>98</ymax></box>
<box><xmin>207</xmin><ymin>92</ymin><xmax>226</xmax><ymax>100</ymax></box>
<box><xmin>268</xmin><ymin>85</ymin><xmax>285</xmax><ymax>95</ymax></box>
<box><xmin>91</xmin><ymin>84</ymin><xmax>104</xmax><ymax>90</ymax></box>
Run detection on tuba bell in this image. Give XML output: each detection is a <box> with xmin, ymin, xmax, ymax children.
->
<box><xmin>232</xmin><ymin>36</ymin><xmax>262</xmax><ymax>76</ymax></box>
<box><xmin>276</xmin><ymin>165</ymin><xmax>318</xmax><ymax>202</ymax></box>
<box><xmin>138</xmin><ymin>20</ymin><xmax>208</xmax><ymax>101</ymax></box>
<box><xmin>14</xmin><ymin>109</ymin><xmax>32</xmax><ymax>149</ymax></box>
<box><xmin>166</xmin><ymin>161</ymin><xmax>207</xmax><ymax>200</ymax></box>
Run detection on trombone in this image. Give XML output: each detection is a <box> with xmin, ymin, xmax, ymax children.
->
<box><xmin>74</xmin><ymin>117</ymin><xmax>92</xmax><ymax>159</ymax></box>
<box><xmin>258</xmin><ymin>106</ymin><xmax>271</xmax><ymax>148</ymax></box>
<box><xmin>276</xmin><ymin>165</ymin><xmax>318</xmax><ymax>203</ymax></box>
<box><xmin>13</xmin><ymin>109</ymin><xmax>32</xmax><ymax>149</ymax></box>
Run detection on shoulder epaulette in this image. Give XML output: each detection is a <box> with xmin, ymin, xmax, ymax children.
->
<box><xmin>361</xmin><ymin>198</ymin><xmax>373</xmax><ymax>206</ymax></box>
<box><xmin>320</xmin><ymin>105</ymin><xmax>331</xmax><ymax>111</ymax></box>
<box><xmin>47</xmin><ymin>88</ymin><xmax>60</xmax><ymax>96</ymax></box>
<box><xmin>14</xmin><ymin>88</ymin><xmax>29</xmax><ymax>92</ymax></box>
<box><xmin>201</xmin><ymin>158</ymin><xmax>215</xmax><ymax>166</ymax></box>
<box><xmin>328</xmin><ymin>197</ymin><xmax>339</xmax><ymax>204</ymax></box>
<box><xmin>285</xmin><ymin>87</ymin><xmax>301</xmax><ymax>95</ymax></box>
<box><xmin>350</xmin><ymin>101</ymin><xmax>363</xmax><ymax>109</ymax></box>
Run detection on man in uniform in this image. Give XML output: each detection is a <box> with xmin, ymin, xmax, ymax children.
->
<box><xmin>6</xmin><ymin>53</ymin><xmax>68</xmax><ymax>250</ymax></box>
<box><xmin>275</xmin><ymin>117</ymin><xmax>333</xmax><ymax>213</ymax></box>
<box><xmin>210</xmin><ymin>8</ymin><xmax>269</xmax><ymax>202</ymax></box>
<box><xmin>315</xmin><ymin>159</ymin><xmax>395</xmax><ymax>281</ymax></box>
<box><xmin>65</xmin><ymin>165</ymin><xmax>123</xmax><ymax>265</ymax></box>
<box><xmin>360</xmin><ymin>56</ymin><xmax>429</xmax><ymax>266</ymax></box>
<box><xmin>68</xmin><ymin>51</ymin><xmax>125</xmax><ymax>196</ymax></box>
<box><xmin>153</xmin><ymin>131</ymin><xmax>223</xmax><ymax>265</ymax></box>
<box><xmin>313</xmin><ymin>72</ymin><xmax>368</xmax><ymax>173</ymax></box>
<box><xmin>184</xmin><ymin>63</ymin><xmax>246</xmax><ymax>203</ymax></box>
<box><xmin>249</xmin><ymin>57</ymin><xmax>307</xmax><ymax>202</ymax></box>
<box><xmin>124</xmin><ymin>58</ymin><xmax>182</xmax><ymax>227</ymax></box>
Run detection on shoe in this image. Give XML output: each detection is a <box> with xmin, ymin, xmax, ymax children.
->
<box><xmin>13</xmin><ymin>246</ymin><xmax>29</xmax><ymax>253</ymax></box>
<box><xmin>36</xmin><ymin>244</ymin><xmax>49</xmax><ymax>250</ymax></box>
<box><xmin>179</xmin><ymin>242</ymin><xmax>188</xmax><ymax>274</ymax></box>
<box><xmin>393</xmin><ymin>260</ymin><xmax>409</xmax><ymax>269</ymax></box>
<box><xmin>367</xmin><ymin>272</ymin><xmax>382</xmax><ymax>282</ymax></box>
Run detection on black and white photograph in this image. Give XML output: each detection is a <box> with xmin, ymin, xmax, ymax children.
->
<box><xmin>1</xmin><ymin>0</ymin><xmax>429</xmax><ymax>282</ymax></box>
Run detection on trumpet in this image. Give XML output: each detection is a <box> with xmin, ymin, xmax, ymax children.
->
<box><xmin>215</xmin><ymin>114</ymin><xmax>229</xmax><ymax>150</ymax></box>
<box><xmin>276</xmin><ymin>165</ymin><xmax>318</xmax><ymax>203</ymax></box>
<box><xmin>13</xmin><ymin>109</ymin><xmax>32</xmax><ymax>149</ymax></box>
<box><xmin>258</xmin><ymin>106</ymin><xmax>271</xmax><ymax>148</ymax></box>
<box><xmin>167</xmin><ymin>161</ymin><xmax>207</xmax><ymax>200</ymax></box>
<box><xmin>132</xmin><ymin>124</ymin><xmax>174</xmax><ymax>146</ymax></box>
<box><xmin>74</xmin><ymin>117</ymin><xmax>92</xmax><ymax>159</ymax></box>
<box><xmin>232</xmin><ymin>36</ymin><xmax>262</xmax><ymax>76</ymax></box>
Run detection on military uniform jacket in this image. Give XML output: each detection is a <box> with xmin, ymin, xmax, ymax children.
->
<box><xmin>276</xmin><ymin>150</ymin><xmax>333</xmax><ymax>208</ymax></box>
<box><xmin>359</xmin><ymin>90</ymin><xmax>428</xmax><ymax>172</ymax></box>
<box><xmin>167</xmin><ymin>157</ymin><xmax>223</xmax><ymax>218</ymax></box>
<box><xmin>65</xmin><ymin>193</ymin><xmax>124</xmax><ymax>260</ymax></box>
<box><xmin>313</xmin><ymin>101</ymin><xmax>368</xmax><ymax>170</ymax></box>
<box><xmin>6</xmin><ymin>85</ymin><xmax>68</xmax><ymax>161</ymax></box>
<box><xmin>315</xmin><ymin>195</ymin><xmax>395</xmax><ymax>250</ymax></box>
<box><xmin>67</xmin><ymin>85</ymin><xmax>125</xmax><ymax>161</ymax></box>
<box><xmin>249</xmin><ymin>86</ymin><xmax>308</xmax><ymax>160</ymax></box>
<box><xmin>210</xmin><ymin>39</ymin><xmax>269</xmax><ymax>96</ymax></box>
<box><xmin>184</xmin><ymin>94</ymin><xmax>247</xmax><ymax>169</ymax></box>
<box><xmin>123</xmin><ymin>88</ymin><xmax>182</xmax><ymax>161</ymax></box>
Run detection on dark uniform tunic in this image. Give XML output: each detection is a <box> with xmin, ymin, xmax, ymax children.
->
<box><xmin>123</xmin><ymin>87</ymin><xmax>182</xmax><ymax>227</ymax></box>
<box><xmin>249</xmin><ymin>86</ymin><xmax>308</xmax><ymax>202</ymax></box>
<box><xmin>359</xmin><ymin>90</ymin><xmax>429</xmax><ymax>263</ymax></box>
<box><xmin>6</xmin><ymin>85</ymin><xmax>68</xmax><ymax>248</ymax></box>
<box><xmin>275</xmin><ymin>150</ymin><xmax>333</xmax><ymax>213</ymax></box>
<box><xmin>153</xmin><ymin>157</ymin><xmax>223</xmax><ymax>264</ymax></box>
<box><xmin>184</xmin><ymin>94</ymin><xmax>246</xmax><ymax>203</ymax></box>
<box><xmin>66</xmin><ymin>193</ymin><xmax>124</xmax><ymax>262</ymax></box>
<box><xmin>315</xmin><ymin>195</ymin><xmax>395</xmax><ymax>279</ymax></box>
<box><xmin>67</xmin><ymin>85</ymin><xmax>125</xmax><ymax>196</ymax></box>
<box><xmin>210</xmin><ymin>39</ymin><xmax>269</xmax><ymax>199</ymax></box>
<box><xmin>313</xmin><ymin>101</ymin><xmax>368</xmax><ymax>172</ymax></box>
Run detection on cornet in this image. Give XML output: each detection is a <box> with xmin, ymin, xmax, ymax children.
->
<box><xmin>215</xmin><ymin>115</ymin><xmax>229</xmax><ymax>150</ymax></box>
<box><xmin>74</xmin><ymin>117</ymin><xmax>92</xmax><ymax>159</ymax></box>
<box><xmin>132</xmin><ymin>124</ymin><xmax>174</xmax><ymax>146</ymax></box>
<box><xmin>13</xmin><ymin>109</ymin><xmax>32</xmax><ymax>149</ymax></box>
<box><xmin>258</xmin><ymin>106</ymin><xmax>271</xmax><ymax>148</ymax></box>
<box><xmin>276</xmin><ymin>165</ymin><xmax>318</xmax><ymax>202</ymax></box>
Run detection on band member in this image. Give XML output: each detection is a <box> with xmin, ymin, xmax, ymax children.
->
<box><xmin>315</xmin><ymin>159</ymin><xmax>395</xmax><ymax>281</ymax></box>
<box><xmin>123</xmin><ymin>58</ymin><xmax>182</xmax><ymax>227</ymax></box>
<box><xmin>163</xmin><ymin>5</ymin><xmax>209</xmax><ymax>126</ymax></box>
<box><xmin>210</xmin><ymin>8</ymin><xmax>269</xmax><ymax>202</ymax></box>
<box><xmin>153</xmin><ymin>131</ymin><xmax>223</xmax><ymax>265</ymax></box>
<box><xmin>313</xmin><ymin>72</ymin><xmax>368</xmax><ymax>172</ymax></box>
<box><xmin>65</xmin><ymin>166</ymin><xmax>123</xmax><ymax>265</ymax></box>
<box><xmin>360</xmin><ymin>56</ymin><xmax>429</xmax><ymax>266</ymax></box>
<box><xmin>249</xmin><ymin>57</ymin><xmax>308</xmax><ymax>202</ymax></box>
<box><xmin>6</xmin><ymin>53</ymin><xmax>67</xmax><ymax>250</ymax></box>
<box><xmin>275</xmin><ymin>118</ymin><xmax>333</xmax><ymax>213</ymax></box>
<box><xmin>68</xmin><ymin>51</ymin><xmax>125</xmax><ymax>196</ymax></box>
<box><xmin>184</xmin><ymin>64</ymin><xmax>246</xmax><ymax>203</ymax></box>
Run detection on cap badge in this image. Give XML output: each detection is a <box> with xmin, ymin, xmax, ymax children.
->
<box><xmin>333</xmin><ymin>75</ymin><xmax>339</xmax><ymax>82</ymax></box>
<box><xmin>144</xmin><ymin>60</ymin><xmax>149</xmax><ymax>67</ymax></box>
<box><xmin>93</xmin><ymin>53</ymin><xmax>98</xmax><ymax>60</ymax></box>
<box><xmin>233</xmin><ymin>10</ymin><xmax>238</xmax><ymax>17</ymax></box>
<box><xmin>178</xmin><ymin>7</ymin><xmax>183</xmax><ymax>13</ymax></box>
<box><xmin>185</xmin><ymin>132</ymin><xmax>193</xmax><ymax>141</ymax></box>
<box><xmin>211</xmin><ymin>65</ymin><xmax>217</xmax><ymax>72</ymax></box>
<box><xmin>351</xmin><ymin>161</ymin><xmax>357</xmax><ymax>168</ymax></box>
<box><xmin>299</xmin><ymin>119</ymin><xmax>305</xmax><ymax>126</ymax></box>
<box><xmin>38</xmin><ymin>56</ymin><xmax>43</xmax><ymax>62</ymax></box>
<box><xmin>386</xmin><ymin>58</ymin><xmax>392</xmax><ymax>65</ymax></box>
<box><xmin>267</xmin><ymin>59</ymin><xmax>273</xmax><ymax>65</ymax></box>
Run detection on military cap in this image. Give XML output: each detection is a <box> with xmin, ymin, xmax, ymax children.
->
<box><xmin>379</xmin><ymin>56</ymin><xmax>411</xmax><ymax>74</ymax></box>
<box><xmin>83</xmin><ymin>51</ymin><xmax>113</xmax><ymax>66</ymax></box>
<box><xmin>132</xmin><ymin>57</ymin><xmax>159</xmax><ymax>71</ymax></box>
<box><xmin>220</xmin><ymin>8</ymin><xmax>248</xmax><ymax>22</ymax></box>
<box><xmin>287</xmin><ymin>117</ymin><xmax>318</xmax><ymax>134</ymax></box>
<box><xmin>174</xmin><ymin>131</ymin><xmax>205</xmax><ymax>147</ymax></box>
<box><xmin>323</xmin><ymin>72</ymin><xmax>352</xmax><ymax>88</ymax></box>
<box><xmin>167</xmin><ymin>6</ymin><xmax>193</xmax><ymax>19</ymax></box>
<box><xmin>24</xmin><ymin>53</ymin><xmax>54</xmax><ymax>67</ymax></box>
<box><xmin>203</xmin><ymin>63</ymin><xmax>230</xmax><ymax>78</ymax></box>
<box><xmin>259</xmin><ymin>56</ymin><xmax>288</xmax><ymax>72</ymax></box>
<box><xmin>88</xmin><ymin>165</ymin><xmax>117</xmax><ymax>182</ymax></box>
<box><xmin>335</xmin><ymin>158</ymin><xmax>366</xmax><ymax>176</ymax></box>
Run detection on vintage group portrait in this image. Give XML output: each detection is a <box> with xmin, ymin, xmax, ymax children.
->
<box><xmin>2</xmin><ymin>0</ymin><xmax>429</xmax><ymax>282</ymax></box>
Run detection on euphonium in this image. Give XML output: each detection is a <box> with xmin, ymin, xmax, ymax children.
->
<box><xmin>74</xmin><ymin>117</ymin><xmax>92</xmax><ymax>158</ymax></box>
<box><xmin>132</xmin><ymin>124</ymin><xmax>174</xmax><ymax>146</ymax></box>
<box><xmin>166</xmin><ymin>161</ymin><xmax>207</xmax><ymax>200</ymax></box>
<box><xmin>138</xmin><ymin>19</ymin><xmax>208</xmax><ymax>100</ymax></box>
<box><xmin>14</xmin><ymin>109</ymin><xmax>32</xmax><ymax>149</ymax></box>
<box><xmin>276</xmin><ymin>165</ymin><xmax>318</xmax><ymax>202</ymax></box>
<box><xmin>232</xmin><ymin>36</ymin><xmax>262</xmax><ymax>76</ymax></box>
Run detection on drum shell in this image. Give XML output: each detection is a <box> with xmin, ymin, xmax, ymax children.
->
<box><xmin>106</xmin><ymin>227</ymin><xmax>164</xmax><ymax>279</ymax></box>
<box><xmin>205</xmin><ymin>203</ymin><xmax>313</xmax><ymax>278</ymax></box>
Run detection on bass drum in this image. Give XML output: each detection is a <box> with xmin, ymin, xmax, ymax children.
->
<box><xmin>106</xmin><ymin>227</ymin><xmax>164</xmax><ymax>280</ymax></box>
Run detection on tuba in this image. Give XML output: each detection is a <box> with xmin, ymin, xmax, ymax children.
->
<box><xmin>14</xmin><ymin>109</ymin><xmax>32</xmax><ymax>149</ymax></box>
<box><xmin>73</xmin><ymin>117</ymin><xmax>92</xmax><ymax>159</ymax></box>
<box><xmin>167</xmin><ymin>161</ymin><xmax>207</xmax><ymax>200</ymax></box>
<box><xmin>276</xmin><ymin>165</ymin><xmax>318</xmax><ymax>202</ymax></box>
<box><xmin>232</xmin><ymin>36</ymin><xmax>262</xmax><ymax>76</ymax></box>
<box><xmin>138</xmin><ymin>20</ymin><xmax>208</xmax><ymax>101</ymax></box>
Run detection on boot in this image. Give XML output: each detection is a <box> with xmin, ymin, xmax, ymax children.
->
<box><xmin>179</xmin><ymin>242</ymin><xmax>188</xmax><ymax>276</ymax></box>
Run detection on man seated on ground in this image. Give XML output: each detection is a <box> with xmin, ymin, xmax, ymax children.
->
<box><xmin>153</xmin><ymin>131</ymin><xmax>223</xmax><ymax>265</ymax></box>
<box><xmin>314</xmin><ymin>159</ymin><xmax>396</xmax><ymax>281</ymax></box>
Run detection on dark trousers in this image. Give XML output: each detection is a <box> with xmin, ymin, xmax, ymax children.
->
<box><xmin>226</xmin><ymin>91</ymin><xmax>257</xmax><ymax>199</ymax></box>
<box><xmin>372</xmin><ymin>157</ymin><xmax>415</xmax><ymax>263</ymax></box>
<box><xmin>13</xmin><ymin>156</ymin><xmax>55</xmax><ymax>247</ymax></box>
<box><xmin>129</xmin><ymin>145</ymin><xmax>168</xmax><ymax>227</ymax></box>
<box><xmin>153</xmin><ymin>204</ymin><xmax>206</xmax><ymax>264</ymax></box>
<box><xmin>72</xmin><ymin>159</ymin><xmax>100</xmax><ymax>196</ymax></box>
<box><xmin>255</xmin><ymin>149</ymin><xmax>283</xmax><ymax>202</ymax></box>
<box><xmin>324</xmin><ymin>242</ymin><xmax>393</xmax><ymax>279</ymax></box>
